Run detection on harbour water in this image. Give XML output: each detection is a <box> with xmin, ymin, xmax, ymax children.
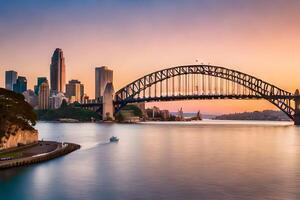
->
<box><xmin>0</xmin><ymin>121</ymin><xmax>300</xmax><ymax>200</ymax></box>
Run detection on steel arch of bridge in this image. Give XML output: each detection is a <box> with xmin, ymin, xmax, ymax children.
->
<box><xmin>115</xmin><ymin>65</ymin><xmax>296</xmax><ymax>120</ymax></box>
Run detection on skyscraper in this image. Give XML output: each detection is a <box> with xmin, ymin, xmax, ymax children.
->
<box><xmin>13</xmin><ymin>76</ymin><xmax>27</xmax><ymax>93</ymax></box>
<box><xmin>50</xmin><ymin>48</ymin><xmax>66</xmax><ymax>93</ymax></box>
<box><xmin>65</xmin><ymin>79</ymin><xmax>83</xmax><ymax>103</ymax></box>
<box><xmin>95</xmin><ymin>66</ymin><xmax>113</xmax><ymax>100</ymax></box>
<box><xmin>34</xmin><ymin>77</ymin><xmax>47</xmax><ymax>95</ymax></box>
<box><xmin>5</xmin><ymin>70</ymin><xmax>17</xmax><ymax>90</ymax></box>
<box><xmin>38</xmin><ymin>80</ymin><xmax>50</xmax><ymax>110</ymax></box>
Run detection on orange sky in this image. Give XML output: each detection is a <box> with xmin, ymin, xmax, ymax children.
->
<box><xmin>0</xmin><ymin>1</ymin><xmax>299</xmax><ymax>114</ymax></box>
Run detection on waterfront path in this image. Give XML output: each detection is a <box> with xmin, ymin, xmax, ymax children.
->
<box><xmin>0</xmin><ymin>141</ymin><xmax>80</xmax><ymax>169</ymax></box>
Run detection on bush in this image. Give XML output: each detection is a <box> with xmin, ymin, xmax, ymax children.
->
<box><xmin>35</xmin><ymin>107</ymin><xmax>101</xmax><ymax>122</ymax></box>
<box><xmin>0</xmin><ymin>88</ymin><xmax>37</xmax><ymax>137</ymax></box>
<box><xmin>121</xmin><ymin>105</ymin><xmax>143</xmax><ymax>117</ymax></box>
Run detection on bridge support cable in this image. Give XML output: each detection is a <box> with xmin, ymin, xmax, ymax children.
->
<box><xmin>220</xmin><ymin>78</ymin><xmax>223</xmax><ymax>95</ymax></box>
<box><xmin>185</xmin><ymin>73</ymin><xmax>187</xmax><ymax>96</ymax></box>
<box><xmin>202</xmin><ymin>74</ymin><xmax>205</xmax><ymax>95</ymax></box>
<box><xmin>179</xmin><ymin>75</ymin><xmax>181</xmax><ymax>96</ymax></box>
<box><xmin>154</xmin><ymin>75</ymin><xmax>157</xmax><ymax>98</ymax></box>
<box><xmin>172</xmin><ymin>75</ymin><xmax>175</xmax><ymax>96</ymax></box>
<box><xmin>197</xmin><ymin>74</ymin><xmax>199</xmax><ymax>95</ymax></box>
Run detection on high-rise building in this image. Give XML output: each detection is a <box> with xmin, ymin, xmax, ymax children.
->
<box><xmin>23</xmin><ymin>89</ymin><xmax>38</xmax><ymax>108</ymax></box>
<box><xmin>5</xmin><ymin>70</ymin><xmax>17</xmax><ymax>90</ymax></box>
<box><xmin>65</xmin><ymin>79</ymin><xmax>83</xmax><ymax>103</ymax></box>
<box><xmin>13</xmin><ymin>76</ymin><xmax>27</xmax><ymax>93</ymax></box>
<box><xmin>34</xmin><ymin>77</ymin><xmax>47</xmax><ymax>95</ymax></box>
<box><xmin>95</xmin><ymin>66</ymin><xmax>113</xmax><ymax>100</ymax></box>
<box><xmin>38</xmin><ymin>80</ymin><xmax>50</xmax><ymax>110</ymax></box>
<box><xmin>50</xmin><ymin>48</ymin><xmax>66</xmax><ymax>93</ymax></box>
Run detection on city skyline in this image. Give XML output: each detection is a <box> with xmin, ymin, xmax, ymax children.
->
<box><xmin>1</xmin><ymin>0</ymin><xmax>300</xmax><ymax>114</ymax></box>
<box><xmin>1</xmin><ymin>2</ymin><xmax>300</xmax><ymax>199</ymax></box>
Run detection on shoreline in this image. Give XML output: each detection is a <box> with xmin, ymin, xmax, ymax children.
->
<box><xmin>0</xmin><ymin>141</ymin><xmax>80</xmax><ymax>169</ymax></box>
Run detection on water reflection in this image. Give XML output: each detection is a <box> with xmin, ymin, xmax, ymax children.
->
<box><xmin>0</xmin><ymin>121</ymin><xmax>300</xmax><ymax>200</ymax></box>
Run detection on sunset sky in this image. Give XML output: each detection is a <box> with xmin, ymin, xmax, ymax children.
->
<box><xmin>0</xmin><ymin>0</ymin><xmax>300</xmax><ymax>114</ymax></box>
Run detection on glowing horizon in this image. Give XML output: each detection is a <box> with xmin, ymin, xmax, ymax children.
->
<box><xmin>1</xmin><ymin>0</ymin><xmax>299</xmax><ymax>113</ymax></box>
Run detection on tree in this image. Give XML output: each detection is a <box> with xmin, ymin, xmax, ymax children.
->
<box><xmin>115</xmin><ymin>112</ymin><xmax>124</xmax><ymax>122</ymax></box>
<box><xmin>105</xmin><ymin>112</ymin><xmax>113</xmax><ymax>121</ymax></box>
<box><xmin>0</xmin><ymin>88</ymin><xmax>37</xmax><ymax>136</ymax></box>
<box><xmin>122</xmin><ymin>105</ymin><xmax>143</xmax><ymax>117</ymax></box>
<box><xmin>35</xmin><ymin>106</ymin><xmax>101</xmax><ymax>122</ymax></box>
<box><xmin>60</xmin><ymin>99</ymin><xmax>68</xmax><ymax>108</ymax></box>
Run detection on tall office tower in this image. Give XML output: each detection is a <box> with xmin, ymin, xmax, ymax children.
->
<box><xmin>65</xmin><ymin>79</ymin><xmax>83</xmax><ymax>103</ymax></box>
<box><xmin>38</xmin><ymin>80</ymin><xmax>50</xmax><ymax>110</ymax></box>
<box><xmin>13</xmin><ymin>76</ymin><xmax>27</xmax><ymax>93</ymax></box>
<box><xmin>95</xmin><ymin>66</ymin><xmax>113</xmax><ymax>100</ymax></box>
<box><xmin>50</xmin><ymin>48</ymin><xmax>66</xmax><ymax>93</ymax></box>
<box><xmin>5</xmin><ymin>70</ymin><xmax>17</xmax><ymax>90</ymax></box>
<box><xmin>34</xmin><ymin>77</ymin><xmax>47</xmax><ymax>95</ymax></box>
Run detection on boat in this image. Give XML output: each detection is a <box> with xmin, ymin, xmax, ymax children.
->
<box><xmin>110</xmin><ymin>136</ymin><xmax>119</xmax><ymax>142</ymax></box>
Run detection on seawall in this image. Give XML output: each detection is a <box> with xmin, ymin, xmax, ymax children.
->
<box><xmin>0</xmin><ymin>142</ymin><xmax>80</xmax><ymax>169</ymax></box>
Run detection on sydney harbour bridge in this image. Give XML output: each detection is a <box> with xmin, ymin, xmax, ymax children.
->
<box><xmin>80</xmin><ymin>65</ymin><xmax>300</xmax><ymax>125</ymax></box>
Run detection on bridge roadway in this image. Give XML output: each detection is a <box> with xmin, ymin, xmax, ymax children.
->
<box><xmin>115</xmin><ymin>94</ymin><xmax>299</xmax><ymax>103</ymax></box>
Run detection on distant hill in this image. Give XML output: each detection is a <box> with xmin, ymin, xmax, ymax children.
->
<box><xmin>214</xmin><ymin>110</ymin><xmax>291</xmax><ymax>121</ymax></box>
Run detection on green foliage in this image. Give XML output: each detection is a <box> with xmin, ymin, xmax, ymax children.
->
<box><xmin>60</xmin><ymin>99</ymin><xmax>68</xmax><ymax>108</ymax></box>
<box><xmin>114</xmin><ymin>104</ymin><xmax>143</xmax><ymax>122</ymax></box>
<box><xmin>121</xmin><ymin>105</ymin><xmax>143</xmax><ymax>117</ymax></box>
<box><xmin>35</xmin><ymin>106</ymin><xmax>101</xmax><ymax>122</ymax></box>
<box><xmin>0</xmin><ymin>88</ymin><xmax>37</xmax><ymax>137</ymax></box>
<box><xmin>0</xmin><ymin>151</ymin><xmax>23</xmax><ymax>159</ymax></box>
<box><xmin>115</xmin><ymin>112</ymin><xmax>124</xmax><ymax>122</ymax></box>
<box><xmin>105</xmin><ymin>112</ymin><xmax>113</xmax><ymax>121</ymax></box>
<box><xmin>215</xmin><ymin>110</ymin><xmax>290</xmax><ymax>121</ymax></box>
<box><xmin>71</xmin><ymin>101</ymin><xmax>81</xmax><ymax>107</ymax></box>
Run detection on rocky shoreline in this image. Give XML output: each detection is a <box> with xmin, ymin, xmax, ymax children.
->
<box><xmin>0</xmin><ymin>141</ymin><xmax>80</xmax><ymax>169</ymax></box>
<box><xmin>0</xmin><ymin>125</ymin><xmax>39</xmax><ymax>150</ymax></box>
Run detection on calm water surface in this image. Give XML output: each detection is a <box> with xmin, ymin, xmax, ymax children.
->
<box><xmin>0</xmin><ymin>121</ymin><xmax>300</xmax><ymax>200</ymax></box>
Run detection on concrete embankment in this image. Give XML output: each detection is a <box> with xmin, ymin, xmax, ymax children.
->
<box><xmin>0</xmin><ymin>142</ymin><xmax>80</xmax><ymax>169</ymax></box>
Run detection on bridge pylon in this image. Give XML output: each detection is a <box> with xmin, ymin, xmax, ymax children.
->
<box><xmin>294</xmin><ymin>89</ymin><xmax>300</xmax><ymax>125</ymax></box>
<box><xmin>103</xmin><ymin>83</ymin><xmax>115</xmax><ymax>120</ymax></box>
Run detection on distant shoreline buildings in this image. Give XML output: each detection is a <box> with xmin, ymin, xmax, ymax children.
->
<box><xmin>5</xmin><ymin>70</ymin><xmax>17</xmax><ymax>91</ymax></box>
<box><xmin>38</xmin><ymin>80</ymin><xmax>50</xmax><ymax>110</ymax></box>
<box><xmin>3</xmin><ymin>48</ymin><xmax>113</xmax><ymax>113</ymax></box>
<box><xmin>5</xmin><ymin>70</ymin><xmax>28</xmax><ymax>94</ymax></box>
<box><xmin>34</xmin><ymin>77</ymin><xmax>47</xmax><ymax>95</ymax></box>
<box><xmin>13</xmin><ymin>76</ymin><xmax>27</xmax><ymax>94</ymax></box>
<box><xmin>3</xmin><ymin>54</ymin><xmax>204</xmax><ymax>122</ymax></box>
<box><xmin>66</xmin><ymin>79</ymin><xmax>84</xmax><ymax>103</ymax></box>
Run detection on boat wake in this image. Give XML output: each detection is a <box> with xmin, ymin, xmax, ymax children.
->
<box><xmin>80</xmin><ymin>141</ymin><xmax>109</xmax><ymax>150</ymax></box>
